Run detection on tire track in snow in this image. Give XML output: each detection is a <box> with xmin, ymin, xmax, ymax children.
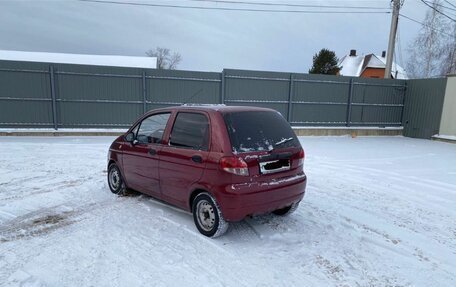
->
<box><xmin>317</xmin><ymin>161</ymin><xmax>456</xmax><ymax>196</ymax></box>
<box><xmin>298</xmin><ymin>200</ymin><xmax>417</xmax><ymax>286</ymax></box>
<box><xmin>126</xmin><ymin>195</ymin><xmax>297</xmax><ymax>286</ymax></box>
<box><xmin>312</xmin><ymin>162</ymin><xmax>456</xmax><ymax>247</ymax></box>
<box><xmin>0</xmin><ymin>197</ymin><xmax>119</xmax><ymax>243</ymax></box>
<box><xmin>306</xmin><ymin>181</ymin><xmax>456</xmax><ymax>282</ymax></box>
<box><xmin>313</xmin><ymin>162</ymin><xmax>455</xmax><ymax>216</ymax></box>
<box><xmin>87</xmin><ymin>195</ymin><xmax>251</xmax><ymax>287</ymax></box>
<box><xmin>342</xmin><ymin>164</ymin><xmax>456</xmax><ymax>195</ymax></box>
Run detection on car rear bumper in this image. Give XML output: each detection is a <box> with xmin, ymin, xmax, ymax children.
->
<box><xmin>216</xmin><ymin>172</ymin><xmax>307</xmax><ymax>222</ymax></box>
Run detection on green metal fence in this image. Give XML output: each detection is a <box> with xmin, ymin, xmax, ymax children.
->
<box><xmin>0</xmin><ymin>60</ymin><xmax>408</xmax><ymax>129</ymax></box>
<box><xmin>403</xmin><ymin>78</ymin><xmax>448</xmax><ymax>139</ymax></box>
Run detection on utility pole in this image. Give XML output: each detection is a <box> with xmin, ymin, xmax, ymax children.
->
<box><xmin>384</xmin><ymin>0</ymin><xmax>401</xmax><ymax>79</ymax></box>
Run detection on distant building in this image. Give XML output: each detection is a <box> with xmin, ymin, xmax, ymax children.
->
<box><xmin>338</xmin><ymin>49</ymin><xmax>407</xmax><ymax>79</ymax></box>
<box><xmin>0</xmin><ymin>50</ymin><xmax>157</xmax><ymax>69</ymax></box>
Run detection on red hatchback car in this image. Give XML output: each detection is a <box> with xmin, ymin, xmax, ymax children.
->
<box><xmin>107</xmin><ymin>105</ymin><xmax>307</xmax><ymax>237</ymax></box>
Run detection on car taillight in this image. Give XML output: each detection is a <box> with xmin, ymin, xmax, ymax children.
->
<box><xmin>220</xmin><ymin>157</ymin><xmax>249</xmax><ymax>176</ymax></box>
<box><xmin>298</xmin><ymin>149</ymin><xmax>305</xmax><ymax>166</ymax></box>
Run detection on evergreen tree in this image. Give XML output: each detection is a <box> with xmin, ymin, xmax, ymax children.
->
<box><xmin>308</xmin><ymin>49</ymin><xmax>340</xmax><ymax>75</ymax></box>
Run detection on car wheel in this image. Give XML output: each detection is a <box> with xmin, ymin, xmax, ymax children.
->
<box><xmin>192</xmin><ymin>192</ymin><xmax>229</xmax><ymax>238</ymax></box>
<box><xmin>108</xmin><ymin>163</ymin><xmax>127</xmax><ymax>196</ymax></box>
<box><xmin>272</xmin><ymin>202</ymin><xmax>300</xmax><ymax>216</ymax></box>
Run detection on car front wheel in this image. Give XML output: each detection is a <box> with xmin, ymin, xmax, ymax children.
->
<box><xmin>192</xmin><ymin>192</ymin><xmax>229</xmax><ymax>238</ymax></box>
<box><xmin>108</xmin><ymin>163</ymin><xmax>126</xmax><ymax>196</ymax></box>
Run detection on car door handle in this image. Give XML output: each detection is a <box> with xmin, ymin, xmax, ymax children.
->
<box><xmin>191</xmin><ymin>155</ymin><xmax>203</xmax><ymax>163</ymax></box>
<box><xmin>149</xmin><ymin>148</ymin><xmax>157</xmax><ymax>156</ymax></box>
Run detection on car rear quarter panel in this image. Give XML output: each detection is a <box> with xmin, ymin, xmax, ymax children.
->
<box><xmin>197</xmin><ymin>148</ymin><xmax>306</xmax><ymax>222</ymax></box>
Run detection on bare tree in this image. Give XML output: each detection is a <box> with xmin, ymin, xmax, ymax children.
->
<box><xmin>441</xmin><ymin>22</ymin><xmax>456</xmax><ymax>75</ymax></box>
<box><xmin>146</xmin><ymin>47</ymin><xmax>182</xmax><ymax>70</ymax></box>
<box><xmin>406</xmin><ymin>0</ymin><xmax>454</xmax><ymax>78</ymax></box>
<box><xmin>167</xmin><ymin>53</ymin><xmax>182</xmax><ymax>70</ymax></box>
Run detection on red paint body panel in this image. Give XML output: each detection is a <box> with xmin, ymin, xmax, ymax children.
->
<box><xmin>159</xmin><ymin>145</ymin><xmax>209</xmax><ymax>209</ymax></box>
<box><xmin>108</xmin><ymin>105</ymin><xmax>307</xmax><ymax>222</ymax></box>
<box><xmin>122</xmin><ymin>142</ymin><xmax>162</xmax><ymax>198</ymax></box>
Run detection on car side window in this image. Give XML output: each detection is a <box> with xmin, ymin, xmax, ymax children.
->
<box><xmin>169</xmin><ymin>113</ymin><xmax>209</xmax><ymax>151</ymax></box>
<box><xmin>137</xmin><ymin>113</ymin><xmax>171</xmax><ymax>144</ymax></box>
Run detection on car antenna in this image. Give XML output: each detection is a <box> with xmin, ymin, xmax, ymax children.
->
<box><xmin>183</xmin><ymin>88</ymin><xmax>203</xmax><ymax>105</ymax></box>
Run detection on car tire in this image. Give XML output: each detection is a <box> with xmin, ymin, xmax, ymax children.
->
<box><xmin>107</xmin><ymin>163</ymin><xmax>127</xmax><ymax>196</ymax></box>
<box><xmin>192</xmin><ymin>192</ymin><xmax>229</xmax><ymax>238</ymax></box>
<box><xmin>272</xmin><ymin>202</ymin><xmax>300</xmax><ymax>216</ymax></box>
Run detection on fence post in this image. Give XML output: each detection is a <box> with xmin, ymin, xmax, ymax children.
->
<box><xmin>142</xmin><ymin>71</ymin><xmax>147</xmax><ymax>113</ymax></box>
<box><xmin>287</xmin><ymin>73</ymin><xmax>294</xmax><ymax>123</ymax></box>
<box><xmin>400</xmin><ymin>81</ymin><xmax>407</xmax><ymax>125</ymax></box>
<box><xmin>346</xmin><ymin>78</ymin><xmax>354</xmax><ymax>127</ymax></box>
<box><xmin>220</xmin><ymin>69</ymin><xmax>226</xmax><ymax>104</ymax></box>
<box><xmin>49</xmin><ymin>65</ymin><xmax>58</xmax><ymax>130</ymax></box>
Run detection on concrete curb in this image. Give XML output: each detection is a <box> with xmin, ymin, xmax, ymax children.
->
<box><xmin>431</xmin><ymin>136</ymin><xmax>456</xmax><ymax>144</ymax></box>
<box><xmin>293</xmin><ymin>128</ymin><xmax>403</xmax><ymax>137</ymax></box>
<box><xmin>0</xmin><ymin>131</ymin><xmax>122</xmax><ymax>137</ymax></box>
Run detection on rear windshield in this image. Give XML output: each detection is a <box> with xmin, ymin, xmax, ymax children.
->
<box><xmin>223</xmin><ymin>111</ymin><xmax>299</xmax><ymax>153</ymax></box>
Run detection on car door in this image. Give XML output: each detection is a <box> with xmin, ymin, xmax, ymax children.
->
<box><xmin>159</xmin><ymin>112</ymin><xmax>210</xmax><ymax>208</ymax></box>
<box><xmin>122</xmin><ymin>112</ymin><xmax>171</xmax><ymax>197</ymax></box>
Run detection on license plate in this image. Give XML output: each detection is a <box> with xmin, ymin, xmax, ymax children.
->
<box><xmin>259</xmin><ymin>159</ymin><xmax>290</xmax><ymax>174</ymax></box>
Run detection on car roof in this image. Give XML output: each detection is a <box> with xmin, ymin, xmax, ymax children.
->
<box><xmin>150</xmin><ymin>105</ymin><xmax>276</xmax><ymax>114</ymax></box>
<box><xmin>129</xmin><ymin>105</ymin><xmax>280</xmax><ymax>133</ymax></box>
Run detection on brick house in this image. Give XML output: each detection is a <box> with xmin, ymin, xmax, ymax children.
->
<box><xmin>338</xmin><ymin>49</ymin><xmax>407</xmax><ymax>79</ymax></box>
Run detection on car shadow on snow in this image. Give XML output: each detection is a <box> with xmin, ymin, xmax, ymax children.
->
<box><xmin>128</xmin><ymin>192</ymin><xmax>310</xmax><ymax>242</ymax></box>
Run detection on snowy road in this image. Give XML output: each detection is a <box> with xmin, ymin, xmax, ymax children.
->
<box><xmin>0</xmin><ymin>136</ymin><xmax>455</xmax><ymax>286</ymax></box>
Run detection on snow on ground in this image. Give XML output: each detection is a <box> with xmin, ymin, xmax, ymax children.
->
<box><xmin>0</xmin><ymin>136</ymin><xmax>455</xmax><ymax>287</ymax></box>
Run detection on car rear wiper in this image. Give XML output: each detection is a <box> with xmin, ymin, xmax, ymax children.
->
<box><xmin>271</xmin><ymin>137</ymin><xmax>294</xmax><ymax>151</ymax></box>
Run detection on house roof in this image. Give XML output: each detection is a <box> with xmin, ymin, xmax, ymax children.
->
<box><xmin>0</xmin><ymin>50</ymin><xmax>157</xmax><ymax>69</ymax></box>
<box><xmin>338</xmin><ymin>53</ymin><xmax>407</xmax><ymax>79</ymax></box>
<box><xmin>338</xmin><ymin>54</ymin><xmax>365</xmax><ymax>77</ymax></box>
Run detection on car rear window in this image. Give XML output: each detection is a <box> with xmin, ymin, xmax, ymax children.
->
<box><xmin>223</xmin><ymin>111</ymin><xmax>299</xmax><ymax>153</ymax></box>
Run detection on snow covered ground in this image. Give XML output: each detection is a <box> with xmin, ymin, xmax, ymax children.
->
<box><xmin>0</xmin><ymin>136</ymin><xmax>455</xmax><ymax>287</ymax></box>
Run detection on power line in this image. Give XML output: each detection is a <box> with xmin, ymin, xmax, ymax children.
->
<box><xmin>399</xmin><ymin>13</ymin><xmax>454</xmax><ymax>37</ymax></box>
<box><xmin>77</xmin><ymin>0</ymin><xmax>391</xmax><ymax>14</ymax></box>
<box><xmin>420</xmin><ymin>0</ymin><xmax>456</xmax><ymax>22</ymax></box>
<box><xmin>444</xmin><ymin>0</ymin><xmax>456</xmax><ymax>9</ymax></box>
<box><xmin>424</xmin><ymin>1</ymin><xmax>456</xmax><ymax>19</ymax></box>
<box><xmin>425</xmin><ymin>1</ymin><xmax>456</xmax><ymax>12</ymax></box>
<box><xmin>187</xmin><ymin>0</ymin><xmax>390</xmax><ymax>10</ymax></box>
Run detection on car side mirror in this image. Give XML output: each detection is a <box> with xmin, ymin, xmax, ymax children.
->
<box><xmin>125</xmin><ymin>132</ymin><xmax>135</xmax><ymax>142</ymax></box>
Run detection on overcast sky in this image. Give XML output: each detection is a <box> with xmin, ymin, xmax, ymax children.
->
<box><xmin>0</xmin><ymin>0</ymin><xmax>440</xmax><ymax>73</ymax></box>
